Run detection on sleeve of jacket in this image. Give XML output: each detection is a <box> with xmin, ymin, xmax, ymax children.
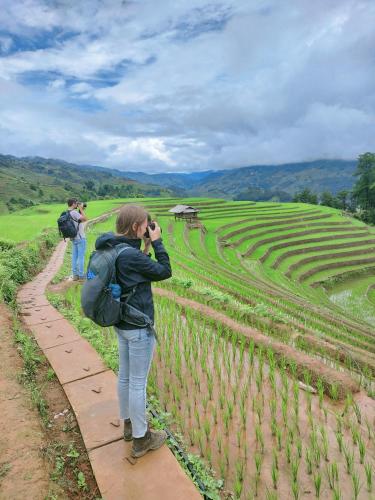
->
<box><xmin>133</xmin><ymin>239</ymin><xmax>172</xmax><ymax>281</ymax></box>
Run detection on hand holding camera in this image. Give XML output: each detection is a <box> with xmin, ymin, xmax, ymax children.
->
<box><xmin>145</xmin><ymin>221</ymin><xmax>162</xmax><ymax>241</ymax></box>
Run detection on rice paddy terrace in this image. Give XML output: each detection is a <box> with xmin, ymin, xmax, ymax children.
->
<box><xmin>60</xmin><ymin>197</ymin><xmax>375</xmax><ymax>499</ymax></box>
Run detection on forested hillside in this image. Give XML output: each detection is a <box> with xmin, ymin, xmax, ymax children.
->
<box><xmin>0</xmin><ymin>154</ymin><xmax>172</xmax><ymax>214</ymax></box>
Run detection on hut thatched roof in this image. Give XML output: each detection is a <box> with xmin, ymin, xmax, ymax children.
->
<box><xmin>169</xmin><ymin>204</ymin><xmax>200</xmax><ymax>214</ymax></box>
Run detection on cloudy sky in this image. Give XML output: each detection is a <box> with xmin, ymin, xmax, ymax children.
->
<box><xmin>0</xmin><ymin>0</ymin><xmax>374</xmax><ymax>172</ymax></box>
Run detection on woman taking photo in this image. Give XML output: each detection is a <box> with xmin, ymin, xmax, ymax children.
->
<box><xmin>95</xmin><ymin>205</ymin><xmax>172</xmax><ymax>458</ymax></box>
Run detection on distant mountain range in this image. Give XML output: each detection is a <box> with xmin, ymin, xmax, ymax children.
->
<box><xmin>123</xmin><ymin>159</ymin><xmax>357</xmax><ymax>199</ymax></box>
<box><xmin>0</xmin><ymin>154</ymin><xmax>357</xmax><ymax>214</ymax></box>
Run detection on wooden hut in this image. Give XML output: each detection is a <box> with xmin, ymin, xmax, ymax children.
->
<box><xmin>169</xmin><ymin>204</ymin><xmax>199</xmax><ymax>222</ymax></box>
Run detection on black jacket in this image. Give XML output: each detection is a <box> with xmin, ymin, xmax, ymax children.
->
<box><xmin>95</xmin><ymin>232</ymin><xmax>172</xmax><ymax>329</ymax></box>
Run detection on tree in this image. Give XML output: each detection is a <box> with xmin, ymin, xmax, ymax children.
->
<box><xmin>293</xmin><ymin>188</ymin><xmax>318</xmax><ymax>205</ymax></box>
<box><xmin>352</xmin><ymin>152</ymin><xmax>375</xmax><ymax>210</ymax></box>
<box><xmin>320</xmin><ymin>191</ymin><xmax>335</xmax><ymax>207</ymax></box>
<box><xmin>336</xmin><ymin>190</ymin><xmax>349</xmax><ymax>210</ymax></box>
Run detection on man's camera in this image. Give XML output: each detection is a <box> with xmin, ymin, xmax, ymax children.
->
<box><xmin>78</xmin><ymin>202</ymin><xmax>87</xmax><ymax>209</ymax></box>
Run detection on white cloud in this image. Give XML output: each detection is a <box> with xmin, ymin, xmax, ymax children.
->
<box><xmin>0</xmin><ymin>0</ymin><xmax>374</xmax><ymax>171</ymax></box>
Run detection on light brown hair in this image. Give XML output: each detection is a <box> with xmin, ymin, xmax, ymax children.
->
<box><xmin>116</xmin><ymin>205</ymin><xmax>148</xmax><ymax>238</ymax></box>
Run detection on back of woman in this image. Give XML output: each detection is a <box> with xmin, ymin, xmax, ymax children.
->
<box><xmin>95</xmin><ymin>204</ymin><xmax>172</xmax><ymax>458</ymax></box>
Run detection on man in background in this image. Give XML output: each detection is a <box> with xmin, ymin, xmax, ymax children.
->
<box><xmin>67</xmin><ymin>198</ymin><xmax>88</xmax><ymax>281</ymax></box>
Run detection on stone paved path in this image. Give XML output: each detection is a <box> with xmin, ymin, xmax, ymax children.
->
<box><xmin>17</xmin><ymin>240</ymin><xmax>201</xmax><ymax>500</ymax></box>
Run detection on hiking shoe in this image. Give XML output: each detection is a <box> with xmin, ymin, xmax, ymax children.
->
<box><xmin>72</xmin><ymin>275</ymin><xmax>79</xmax><ymax>281</ymax></box>
<box><xmin>124</xmin><ymin>419</ymin><xmax>132</xmax><ymax>441</ymax></box>
<box><xmin>131</xmin><ymin>429</ymin><xmax>167</xmax><ymax>458</ymax></box>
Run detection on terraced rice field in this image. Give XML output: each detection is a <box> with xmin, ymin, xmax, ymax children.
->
<box><xmin>64</xmin><ymin>198</ymin><xmax>375</xmax><ymax>499</ymax></box>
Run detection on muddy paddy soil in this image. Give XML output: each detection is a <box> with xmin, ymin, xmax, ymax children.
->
<box><xmin>150</xmin><ymin>300</ymin><xmax>375</xmax><ymax>499</ymax></box>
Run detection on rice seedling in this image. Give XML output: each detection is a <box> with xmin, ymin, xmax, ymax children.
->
<box><xmin>224</xmin><ymin>444</ymin><xmax>229</xmax><ymax>466</ymax></box>
<box><xmin>313</xmin><ymin>445</ymin><xmax>321</xmax><ymax>469</ymax></box>
<box><xmin>291</xmin><ymin>456</ymin><xmax>300</xmax><ymax>483</ymax></box>
<box><xmin>296</xmin><ymin>437</ymin><xmax>302</xmax><ymax>459</ymax></box>
<box><xmin>329</xmin><ymin>383</ymin><xmax>339</xmax><ymax>400</ymax></box>
<box><xmin>335</xmin><ymin>431</ymin><xmax>343</xmax><ymax>453</ymax></box>
<box><xmin>265</xmin><ymin>488</ymin><xmax>277</xmax><ymax>500</ymax></box>
<box><xmin>255</xmin><ymin>371</ymin><xmax>263</xmax><ymax>393</ymax></box>
<box><xmin>219</xmin><ymin>457</ymin><xmax>226</xmax><ymax>479</ymax></box>
<box><xmin>254</xmin><ymin>452</ymin><xmax>263</xmax><ymax>497</ymax></box>
<box><xmin>205</xmin><ymin>445</ymin><xmax>212</xmax><ymax>467</ymax></box>
<box><xmin>332</xmin><ymin>486</ymin><xmax>342</xmax><ymax>500</ymax></box>
<box><xmin>217</xmin><ymin>435</ymin><xmax>222</xmax><ymax>453</ymax></box>
<box><xmin>202</xmin><ymin>395</ymin><xmax>209</xmax><ymax>412</ymax></box>
<box><xmin>358</xmin><ymin>436</ymin><xmax>366</xmax><ymax>464</ymax></box>
<box><xmin>269</xmin><ymin>397</ymin><xmax>277</xmax><ymax>419</ymax></box>
<box><xmin>325</xmin><ymin>462</ymin><xmax>338</xmax><ymax>490</ymax></box>
<box><xmin>248</xmin><ymin>339</ymin><xmax>255</xmax><ymax>368</ymax></box>
<box><xmin>219</xmin><ymin>389</ymin><xmax>225</xmax><ymax>410</ymax></box>
<box><xmin>276</xmin><ymin>427</ymin><xmax>282</xmax><ymax>452</ymax></box>
<box><xmin>239</xmin><ymin>400</ymin><xmax>247</xmax><ymax>430</ymax></box>
<box><xmin>255</xmin><ymin>423</ymin><xmax>264</xmax><ymax>454</ymax></box>
<box><xmin>223</xmin><ymin>409</ymin><xmax>230</xmax><ymax>436</ymax></box>
<box><xmin>306</xmin><ymin>392</ymin><xmax>312</xmax><ymax>415</ymax></box>
<box><xmin>226</xmin><ymin>399</ymin><xmax>234</xmax><ymax>420</ymax></box>
<box><xmin>336</xmin><ymin>414</ymin><xmax>343</xmax><ymax>434</ymax></box>
<box><xmin>313</xmin><ymin>472</ymin><xmax>322</xmax><ymax>498</ymax></box>
<box><xmin>233</xmin><ymin>478</ymin><xmax>243</xmax><ymax>499</ymax></box>
<box><xmin>236</xmin><ymin>428</ymin><xmax>242</xmax><ymax>448</ymax></box>
<box><xmin>364</xmin><ymin>462</ymin><xmax>372</xmax><ymax>492</ymax></box>
<box><xmin>305</xmin><ymin>448</ymin><xmax>313</xmax><ymax>475</ymax></box>
<box><xmin>271</xmin><ymin>417</ymin><xmax>277</xmax><ymax>437</ymax></box>
<box><xmin>350</xmin><ymin>421</ymin><xmax>360</xmax><ymax>446</ymax></box>
<box><xmin>281</xmin><ymin>398</ymin><xmax>288</xmax><ymax>428</ymax></box>
<box><xmin>319</xmin><ymin>426</ymin><xmax>329</xmax><ymax>462</ymax></box>
<box><xmin>197</xmin><ymin>429</ymin><xmax>205</xmax><ymax>456</ymax></box>
<box><xmin>352</xmin><ymin>469</ymin><xmax>361</xmax><ymax>500</ymax></box>
<box><xmin>316</xmin><ymin>378</ymin><xmax>324</xmax><ymax>409</ymax></box>
<box><xmin>254</xmin><ymin>397</ymin><xmax>264</xmax><ymax>425</ymax></box>
<box><xmin>194</xmin><ymin>408</ymin><xmax>200</xmax><ymax>428</ymax></box>
<box><xmin>343</xmin><ymin>444</ymin><xmax>354</xmax><ymax>474</ymax></box>
<box><xmin>203</xmin><ymin>418</ymin><xmax>210</xmax><ymax>442</ymax></box>
<box><xmin>235</xmin><ymin>458</ymin><xmax>245</xmax><ymax>483</ymax></box>
<box><xmin>291</xmin><ymin>479</ymin><xmax>300</xmax><ymax>500</ymax></box>
<box><xmin>271</xmin><ymin>455</ymin><xmax>279</xmax><ymax>490</ymax></box>
<box><xmin>365</xmin><ymin>417</ymin><xmax>373</xmax><ymax>441</ymax></box>
<box><xmin>285</xmin><ymin>436</ymin><xmax>292</xmax><ymax>464</ymax></box>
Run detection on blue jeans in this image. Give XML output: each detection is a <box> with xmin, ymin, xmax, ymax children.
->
<box><xmin>71</xmin><ymin>238</ymin><xmax>86</xmax><ymax>278</ymax></box>
<box><xmin>115</xmin><ymin>327</ymin><xmax>156</xmax><ymax>438</ymax></box>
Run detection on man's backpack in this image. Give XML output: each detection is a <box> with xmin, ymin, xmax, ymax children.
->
<box><xmin>57</xmin><ymin>210</ymin><xmax>78</xmax><ymax>239</ymax></box>
<box><xmin>81</xmin><ymin>244</ymin><xmax>156</xmax><ymax>332</ymax></box>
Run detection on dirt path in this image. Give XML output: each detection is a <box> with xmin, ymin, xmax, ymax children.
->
<box><xmin>0</xmin><ymin>304</ymin><xmax>49</xmax><ymax>500</ymax></box>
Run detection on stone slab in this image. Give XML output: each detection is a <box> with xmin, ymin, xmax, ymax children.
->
<box><xmin>43</xmin><ymin>338</ymin><xmax>107</xmax><ymax>385</ymax></box>
<box><xmin>31</xmin><ymin>319</ymin><xmax>82</xmax><ymax>350</ymax></box>
<box><xmin>22</xmin><ymin>305</ymin><xmax>63</xmax><ymax>326</ymax></box>
<box><xmin>64</xmin><ymin>371</ymin><xmax>122</xmax><ymax>451</ymax></box>
<box><xmin>89</xmin><ymin>439</ymin><xmax>202</xmax><ymax>500</ymax></box>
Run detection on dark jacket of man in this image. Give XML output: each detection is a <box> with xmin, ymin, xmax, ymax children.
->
<box><xmin>94</xmin><ymin>232</ymin><xmax>172</xmax><ymax>330</ymax></box>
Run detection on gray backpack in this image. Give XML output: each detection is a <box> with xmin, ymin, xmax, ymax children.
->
<box><xmin>81</xmin><ymin>244</ymin><xmax>155</xmax><ymax>332</ymax></box>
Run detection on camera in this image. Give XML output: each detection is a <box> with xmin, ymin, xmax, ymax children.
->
<box><xmin>144</xmin><ymin>221</ymin><xmax>156</xmax><ymax>239</ymax></box>
<box><xmin>78</xmin><ymin>202</ymin><xmax>87</xmax><ymax>209</ymax></box>
<box><xmin>144</xmin><ymin>215</ymin><xmax>162</xmax><ymax>239</ymax></box>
